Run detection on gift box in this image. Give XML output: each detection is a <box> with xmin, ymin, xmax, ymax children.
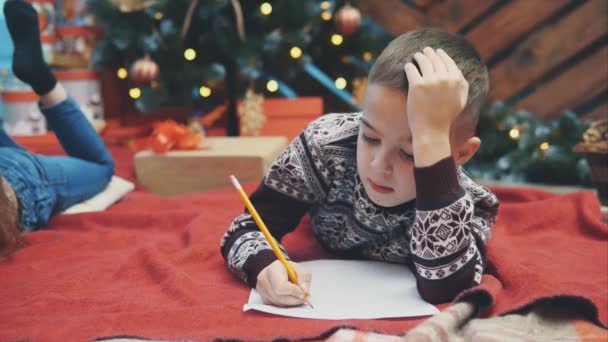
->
<box><xmin>239</xmin><ymin>97</ymin><xmax>323</xmax><ymax>141</ymax></box>
<box><xmin>55</xmin><ymin>69</ymin><xmax>104</xmax><ymax>126</ymax></box>
<box><xmin>53</xmin><ymin>26</ymin><xmax>101</xmax><ymax>68</ymax></box>
<box><xmin>55</xmin><ymin>0</ymin><xmax>95</xmax><ymax>26</ymax></box>
<box><xmin>1</xmin><ymin>91</ymin><xmax>47</xmax><ymax>136</ymax></box>
<box><xmin>134</xmin><ymin>136</ymin><xmax>288</xmax><ymax>196</ymax></box>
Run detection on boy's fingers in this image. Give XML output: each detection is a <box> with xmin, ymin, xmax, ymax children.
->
<box><xmin>266</xmin><ymin>264</ymin><xmax>301</xmax><ymax>297</ymax></box>
<box><xmin>436</xmin><ymin>49</ymin><xmax>460</xmax><ymax>75</ymax></box>
<box><xmin>275</xmin><ymin>293</ymin><xmax>307</xmax><ymax>307</ymax></box>
<box><xmin>423</xmin><ymin>47</ymin><xmax>447</xmax><ymax>74</ymax></box>
<box><xmin>292</xmin><ymin>263</ymin><xmax>312</xmax><ymax>293</ymax></box>
<box><xmin>413</xmin><ymin>52</ymin><xmax>434</xmax><ymax>77</ymax></box>
<box><xmin>298</xmin><ymin>274</ymin><xmax>312</xmax><ymax>293</ymax></box>
<box><xmin>268</xmin><ymin>262</ymin><xmax>288</xmax><ymax>287</ymax></box>
<box><xmin>261</xmin><ymin>289</ymin><xmax>303</xmax><ymax>307</ymax></box>
<box><xmin>404</xmin><ymin>63</ymin><xmax>422</xmax><ymax>85</ymax></box>
<box><xmin>291</xmin><ymin>262</ymin><xmax>311</xmax><ymax>279</ymax></box>
<box><xmin>275</xmin><ymin>281</ymin><xmax>306</xmax><ymax>299</ymax></box>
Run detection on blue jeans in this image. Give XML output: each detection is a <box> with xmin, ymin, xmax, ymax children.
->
<box><xmin>0</xmin><ymin>97</ymin><xmax>114</xmax><ymax>231</ymax></box>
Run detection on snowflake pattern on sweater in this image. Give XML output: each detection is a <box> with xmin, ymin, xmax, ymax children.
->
<box><xmin>220</xmin><ymin>113</ymin><xmax>499</xmax><ymax>303</ymax></box>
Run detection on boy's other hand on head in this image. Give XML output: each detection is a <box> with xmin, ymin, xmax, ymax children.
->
<box><xmin>404</xmin><ymin>47</ymin><xmax>469</xmax><ymax>138</ymax></box>
<box><xmin>256</xmin><ymin>260</ymin><xmax>312</xmax><ymax>307</ymax></box>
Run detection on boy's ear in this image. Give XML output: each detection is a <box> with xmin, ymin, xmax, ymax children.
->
<box><xmin>454</xmin><ymin>137</ymin><xmax>480</xmax><ymax>167</ymax></box>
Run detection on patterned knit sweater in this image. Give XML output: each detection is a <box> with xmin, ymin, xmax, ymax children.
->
<box><xmin>220</xmin><ymin>113</ymin><xmax>499</xmax><ymax>303</ymax></box>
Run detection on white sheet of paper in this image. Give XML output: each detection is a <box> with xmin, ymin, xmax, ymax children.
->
<box><xmin>243</xmin><ymin>259</ymin><xmax>439</xmax><ymax>320</ymax></box>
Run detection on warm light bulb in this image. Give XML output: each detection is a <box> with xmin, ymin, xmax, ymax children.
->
<box><xmin>199</xmin><ymin>86</ymin><xmax>211</xmax><ymax>97</ymax></box>
<box><xmin>129</xmin><ymin>87</ymin><xmax>141</xmax><ymax>99</ymax></box>
<box><xmin>266</xmin><ymin>80</ymin><xmax>279</xmax><ymax>92</ymax></box>
<box><xmin>335</xmin><ymin>77</ymin><xmax>347</xmax><ymax>89</ymax></box>
<box><xmin>154</xmin><ymin>11</ymin><xmax>163</xmax><ymax>20</ymax></box>
<box><xmin>321</xmin><ymin>10</ymin><xmax>332</xmax><ymax>20</ymax></box>
<box><xmin>331</xmin><ymin>34</ymin><xmax>343</xmax><ymax>46</ymax></box>
<box><xmin>320</xmin><ymin>1</ymin><xmax>331</xmax><ymax>10</ymax></box>
<box><xmin>116</xmin><ymin>68</ymin><xmax>128</xmax><ymax>79</ymax></box>
<box><xmin>260</xmin><ymin>2</ymin><xmax>272</xmax><ymax>15</ymax></box>
<box><xmin>290</xmin><ymin>46</ymin><xmax>302</xmax><ymax>59</ymax></box>
<box><xmin>184</xmin><ymin>48</ymin><xmax>196</xmax><ymax>61</ymax></box>
<box><xmin>509</xmin><ymin>128</ymin><xmax>520</xmax><ymax>140</ymax></box>
<box><xmin>362</xmin><ymin>51</ymin><xmax>373</xmax><ymax>62</ymax></box>
<box><xmin>539</xmin><ymin>142</ymin><xmax>550</xmax><ymax>151</ymax></box>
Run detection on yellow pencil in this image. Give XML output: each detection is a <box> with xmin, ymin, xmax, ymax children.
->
<box><xmin>229</xmin><ymin>175</ymin><xmax>313</xmax><ymax>308</ymax></box>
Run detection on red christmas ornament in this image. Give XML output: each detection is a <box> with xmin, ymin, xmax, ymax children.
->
<box><xmin>130</xmin><ymin>56</ymin><xmax>159</xmax><ymax>83</ymax></box>
<box><xmin>335</xmin><ymin>3</ymin><xmax>361</xmax><ymax>36</ymax></box>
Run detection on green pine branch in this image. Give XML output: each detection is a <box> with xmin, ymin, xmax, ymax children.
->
<box><xmin>467</xmin><ymin>101</ymin><xmax>591</xmax><ymax>186</ymax></box>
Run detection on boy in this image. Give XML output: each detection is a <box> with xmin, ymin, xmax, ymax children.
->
<box><xmin>221</xmin><ymin>28</ymin><xmax>499</xmax><ymax>305</ymax></box>
<box><xmin>0</xmin><ymin>0</ymin><xmax>114</xmax><ymax>256</ymax></box>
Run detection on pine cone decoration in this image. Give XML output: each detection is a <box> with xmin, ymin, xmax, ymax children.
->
<box><xmin>575</xmin><ymin>119</ymin><xmax>608</xmax><ymax>153</ymax></box>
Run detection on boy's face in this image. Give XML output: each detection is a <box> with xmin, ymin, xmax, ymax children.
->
<box><xmin>357</xmin><ymin>84</ymin><xmax>417</xmax><ymax>207</ymax></box>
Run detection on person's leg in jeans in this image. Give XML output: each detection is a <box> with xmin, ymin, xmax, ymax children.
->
<box><xmin>38</xmin><ymin>85</ymin><xmax>115</xmax><ymax>211</ymax></box>
<box><xmin>4</xmin><ymin>0</ymin><xmax>115</xmax><ymax>212</ymax></box>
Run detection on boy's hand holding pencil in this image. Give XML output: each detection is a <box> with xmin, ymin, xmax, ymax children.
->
<box><xmin>229</xmin><ymin>175</ymin><xmax>313</xmax><ymax>308</ymax></box>
<box><xmin>257</xmin><ymin>260</ymin><xmax>312</xmax><ymax>307</ymax></box>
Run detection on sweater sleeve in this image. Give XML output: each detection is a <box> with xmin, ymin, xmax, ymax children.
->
<box><xmin>410</xmin><ymin>157</ymin><xmax>498</xmax><ymax>304</ymax></box>
<box><xmin>220</xmin><ymin>122</ymin><xmax>332</xmax><ymax>287</ymax></box>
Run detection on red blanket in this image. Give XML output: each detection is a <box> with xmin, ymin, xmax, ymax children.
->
<box><xmin>458</xmin><ymin>187</ymin><xmax>607</xmax><ymax>326</ymax></box>
<box><xmin>0</xmin><ymin>141</ymin><xmax>606</xmax><ymax>342</ymax></box>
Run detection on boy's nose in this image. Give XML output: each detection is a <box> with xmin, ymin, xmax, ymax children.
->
<box><xmin>371</xmin><ymin>154</ymin><xmax>392</xmax><ymax>175</ymax></box>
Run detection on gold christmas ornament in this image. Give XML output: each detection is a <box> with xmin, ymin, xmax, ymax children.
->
<box><xmin>239</xmin><ymin>88</ymin><xmax>266</xmax><ymax>136</ymax></box>
<box><xmin>352</xmin><ymin>77</ymin><xmax>367</xmax><ymax>105</ymax></box>
<box><xmin>335</xmin><ymin>2</ymin><xmax>361</xmax><ymax>36</ymax></box>
<box><xmin>130</xmin><ymin>56</ymin><xmax>159</xmax><ymax>83</ymax></box>
<box><xmin>110</xmin><ymin>0</ymin><xmax>157</xmax><ymax>13</ymax></box>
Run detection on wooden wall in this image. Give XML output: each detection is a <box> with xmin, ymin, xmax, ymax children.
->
<box><xmin>360</xmin><ymin>0</ymin><xmax>608</xmax><ymax>120</ymax></box>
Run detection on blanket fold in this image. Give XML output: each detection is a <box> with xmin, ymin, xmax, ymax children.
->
<box><xmin>0</xmin><ymin>142</ymin><xmax>605</xmax><ymax>342</ymax></box>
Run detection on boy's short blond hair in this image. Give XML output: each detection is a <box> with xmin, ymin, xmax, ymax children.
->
<box><xmin>369</xmin><ymin>28</ymin><xmax>490</xmax><ymax>137</ymax></box>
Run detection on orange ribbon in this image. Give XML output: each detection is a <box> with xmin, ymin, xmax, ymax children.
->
<box><xmin>130</xmin><ymin>120</ymin><xmax>203</xmax><ymax>153</ymax></box>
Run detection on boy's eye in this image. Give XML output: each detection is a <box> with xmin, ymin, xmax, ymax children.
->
<box><xmin>361</xmin><ymin>134</ymin><xmax>380</xmax><ymax>144</ymax></box>
<box><xmin>400</xmin><ymin>150</ymin><xmax>414</xmax><ymax>161</ymax></box>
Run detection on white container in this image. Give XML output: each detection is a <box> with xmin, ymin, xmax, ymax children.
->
<box><xmin>1</xmin><ymin>91</ymin><xmax>47</xmax><ymax>136</ymax></box>
<box><xmin>55</xmin><ymin>69</ymin><xmax>104</xmax><ymax>124</ymax></box>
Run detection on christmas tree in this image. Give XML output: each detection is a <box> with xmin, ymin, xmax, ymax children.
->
<box><xmin>466</xmin><ymin>101</ymin><xmax>592</xmax><ymax>186</ymax></box>
<box><xmin>89</xmin><ymin>0</ymin><xmax>392</xmax><ymax>135</ymax></box>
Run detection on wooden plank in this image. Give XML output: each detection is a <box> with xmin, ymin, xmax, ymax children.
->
<box><xmin>466</xmin><ymin>0</ymin><xmax>570</xmax><ymax>61</ymax></box>
<box><xmin>359</xmin><ymin>0</ymin><xmax>424</xmax><ymax>35</ymax></box>
<box><xmin>426</xmin><ymin>0</ymin><xmax>500</xmax><ymax>32</ymax></box>
<box><xmin>412</xmin><ymin>0</ymin><xmax>435</xmax><ymax>11</ymax></box>
<box><xmin>516</xmin><ymin>46</ymin><xmax>608</xmax><ymax>119</ymax></box>
<box><xmin>582</xmin><ymin>102</ymin><xmax>608</xmax><ymax>121</ymax></box>
<box><xmin>490</xmin><ymin>0</ymin><xmax>608</xmax><ymax>101</ymax></box>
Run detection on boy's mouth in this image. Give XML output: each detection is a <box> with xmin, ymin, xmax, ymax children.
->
<box><xmin>368</xmin><ymin>179</ymin><xmax>394</xmax><ymax>194</ymax></box>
